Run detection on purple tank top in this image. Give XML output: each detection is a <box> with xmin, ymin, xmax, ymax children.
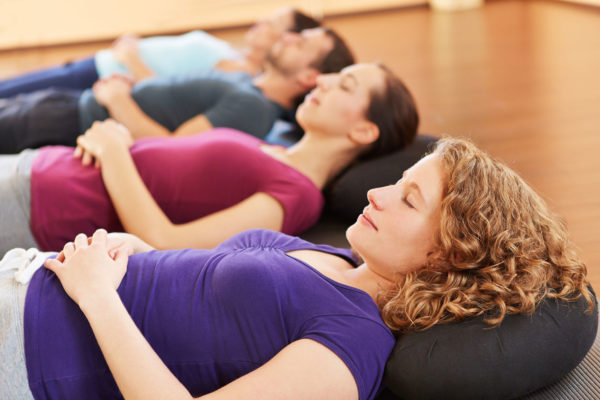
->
<box><xmin>24</xmin><ymin>229</ymin><xmax>395</xmax><ymax>400</ymax></box>
<box><xmin>30</xmin><ymin>129</ymin><xmax>324</xmax><ymax>250</ymax></box>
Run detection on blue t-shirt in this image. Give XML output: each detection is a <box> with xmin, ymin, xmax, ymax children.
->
<box><xmin>77</xmin><ymin>70</ymin><xmax>285</xmax><ymax>139</ymax></box>
<box><xmin>94</xmin><ymin>30</ymin><xmax>239</xmax><ymax>78</ymax></box>
<box><xmin>24</xmin><ymin>229</ymin><xmax>395</xmax><ymax>400</ymax></box>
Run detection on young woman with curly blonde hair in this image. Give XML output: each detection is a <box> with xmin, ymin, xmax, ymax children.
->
<box><xmin>0</xmin><ymin>137</ymin><xmax>594</xmax><ymax>399</ymax></box>
<box><xmin>377</xmin><ymin>137</ymin><xmax>595</xmax><ymax>332</ymax></box>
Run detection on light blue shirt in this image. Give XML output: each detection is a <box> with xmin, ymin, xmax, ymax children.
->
<box><xmin>94</xmin><ymin>30</ymin><xmax>239</xmax><ymax>78</ymax></box>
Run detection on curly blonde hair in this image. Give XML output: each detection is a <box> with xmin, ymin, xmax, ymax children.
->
<box><xmin>379</xmin><ymin>137</ymin><xmax>594</xmax><ymax>332</ymax></box>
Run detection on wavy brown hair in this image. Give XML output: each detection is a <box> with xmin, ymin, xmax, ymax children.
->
<box><xmin>379</xmin><ymin>137</ymin><xmax>594</xmax><ymax>332</ymax></box>
<box><xmin>361</xmin><ymin>63</ymin><xmax>419</xmax><ymax>160</ymax></box>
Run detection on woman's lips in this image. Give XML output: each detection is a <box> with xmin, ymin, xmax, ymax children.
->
<box><xmin>359</xmin><ymin>211</ymin><xmax>378</xmax><ymax>231</ymax></box>
<box><xmin>308</xmin><ymin>94</ymin><xmax>319</xmax><ymax>105</ymax></box>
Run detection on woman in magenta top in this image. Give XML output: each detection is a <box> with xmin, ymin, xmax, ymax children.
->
<box><xmin>0</xmin><ymin>63</ymin><xmax>419</xmax><ymax>253</ymax></box>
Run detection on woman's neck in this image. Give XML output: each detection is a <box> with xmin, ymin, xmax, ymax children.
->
<box><xmin>342</xmin><ymin>264</ymin><xmax>396</xmax><ymax>303</ymax></box>
<box><xmin>274</xmin><ymin>132</ymin><xmax>360</xmax><ymax>189</ymax></box>
<box><xmin>286</xmin><ymin>250</ymin><xmax>394</xmax><ymax>304</ymax></box>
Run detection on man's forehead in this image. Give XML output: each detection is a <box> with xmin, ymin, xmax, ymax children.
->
<box><xmin>302</xmin><ymin>27</ymin><xmax>328</xmax><ymax>42</ymax></box>
<box><xmin>303</xmin><ymin>28</ymin><xmax>333</xmax><ymax>50</ymax></box>
<box><xmin>302</xmin><ymin>27</ymin><xmax>326</xmax><ymax>36</ymax></box>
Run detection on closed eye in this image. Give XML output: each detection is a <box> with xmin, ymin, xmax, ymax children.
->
<box><xmin>340</xmin><ymin>74</ymin><xmax>357</xmax><ymax>92</ymax></box>
<box><xmin>403</xmin><ymin>196</ymin><xmax>414</xmax><ymax>209</ymax></box>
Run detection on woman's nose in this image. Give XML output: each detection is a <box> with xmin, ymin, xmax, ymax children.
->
<box><xmin>367</xmin><ymin>186</ymin><xmax>390</xmax><ymax>210</ymax></box>
<box><xmin>316</xmin><ymin>74</ymin><xmax>333</xmax><ymax>91</ymax></box>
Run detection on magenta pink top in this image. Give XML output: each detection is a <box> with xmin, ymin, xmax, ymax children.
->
<box><xmin>30</xmin><ymin>128</ymin><xmax>324</xmax><ymax>251</ymax></box>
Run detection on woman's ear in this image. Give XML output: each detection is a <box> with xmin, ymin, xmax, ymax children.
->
<box><xmin>349</xmin><ymin>121</ymin><xmax>380</xmax><ymax>146</ymax></box>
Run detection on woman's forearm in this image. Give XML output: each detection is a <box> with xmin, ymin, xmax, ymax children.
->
<box><xmin>80</xmin><ymin>289</ymin><xmax>192</xmax><ymax>400</ymax></box>
<box><xmin>106</xmin><ymin>232</ymin><xmax>156</xmax><ymax>255</ymax></box>
<box><xmin>98</xmin><ymin>144</ymin><xmax>174</xmax><ymax>248</ymax></box>
<box><xmin>92</xmin><ymin>128</ymin><xmax>285</xmax><ymax>250</ymax></box>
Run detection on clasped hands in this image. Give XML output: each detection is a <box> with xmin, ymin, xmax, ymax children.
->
<box><xmin>44</xmin><ymin>229</ymin><xmax>133</xmax><ymax>307</ymax></box>
<box><xmin>74</xmin><ymin>119</ymin><xmax>133</xmax><ymax>168</ymax></box>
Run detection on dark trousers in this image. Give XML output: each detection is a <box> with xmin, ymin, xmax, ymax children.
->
<box><xmin>0</xmin><ymin>89</ymin><xmax>82</xmax><ymax>154</ymax></box>
<box><xmin>0</xmin><ymin>57</ymin><xmax>98</xmax><ymax>99</ymax></box>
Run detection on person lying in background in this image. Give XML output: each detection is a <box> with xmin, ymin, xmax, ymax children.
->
<box><xmin>0</xmin><ymin>63</ymin><xmax>419</xmax><ymax>253</ymax></box>
<box><xmin>0</xmin><ymin>137</ymin><xmax>593</xmax><ymax>400</ymax></box>
<box><xmin>0</xmin><ymin>7</ymin><xmax>320</xmax><ymax>98</ymax></box>
<box><xmin>0</xmin><ymin>27</ymin><xmax>354</xmax><ymax>154</ymax></box>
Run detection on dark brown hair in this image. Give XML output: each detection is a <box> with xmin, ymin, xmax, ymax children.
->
<box><xmin>290</xmin><ymin>10</ymin><xmax>321</xmax><ymax>33</ymax></box>
<box><xmin>290</xmin><ymin>27</ymin><xmax>355</xmax><ymax>111</ymax></box>
<box><xmin>361</xmin><ymin>63</ymin><xmax>419</xmax><ymax>159</ymax></box>
<box><xmin>311</xmin><ymin>27</ymin><xmax>355</xmax><ymax>75</ymax></box>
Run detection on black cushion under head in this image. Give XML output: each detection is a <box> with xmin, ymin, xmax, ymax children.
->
<box><xmin>381</xmin><ymin>290</ymin><xmax>598</xmax><ymax>400</ymax></box>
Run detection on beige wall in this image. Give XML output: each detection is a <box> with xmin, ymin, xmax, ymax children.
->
<box><xmin>0</xmin><ymin>0</ymin><xmax>425</xmax><ymax>50</ymax></box>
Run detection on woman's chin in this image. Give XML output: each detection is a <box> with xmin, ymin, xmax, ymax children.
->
<box><xmin>345</xmin><ymin>222</ymin><xmax>359</xmax><ymax>246</ymax></box>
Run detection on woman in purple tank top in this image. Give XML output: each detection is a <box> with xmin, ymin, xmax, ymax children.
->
<box><xmin>1</xmin><ymin>137</ymin><xmax>591</xmax><ymax>399</ymax></box>
<box><xmin>0</xmin><ymin>63</ymin><xmax>419</xmax><ymax>254</ymax></box>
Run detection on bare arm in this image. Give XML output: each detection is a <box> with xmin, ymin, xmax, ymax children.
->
<box><xmin>45</xmin><ymin>230</ymin><xmax>191</xmax><ymax>400</ymax></box>
<box><xmin>203</xmin><ymin>339</ymin><xmax>358</xmax><ymax>400</ymax></box>
<box><xmin>82</xmin><ymin>288</ymin><xmax>192</xmax><ymax>400</ymax></box>
<box><xmin>92</xmin><ymin>305</ymin><xmax>358</xmax><ymax>400</ymax></box>
<box><xmin>76</xmin><ymin>121</ymin><xmax>284</xmax><ymax>250</ymax></box>
<box><xmin>105</xmin><ymin>232</ymin><xmax>156</xmax><ymax>255</ymax></box>
<box><xmin>172</xmin><ymin>114</ymin><xmax>213</xmax><ymax>137</ymax></box>
<box><xmin>111</xmin><ymin>34</ymin><xmax>156</xmax><ymax>82</ymax></box>
<box><xmin>93</xmin><ymin>76</ymin><xmax>213</xmax><ymax>139</ymax></box>
<box><xmin>46</xmin><ymin>230</ymin><xmax>358</xmax><ymax>400</ymax></box>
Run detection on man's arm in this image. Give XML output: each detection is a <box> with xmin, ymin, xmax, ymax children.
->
<box><xmin>173</xmin><ymin>114</ymin><xmax>213</xmax><ymax>137</ymax></box>
<box><xmin>105</xmin><ymin>94</ymin><xmax>213</xmax><ymax>139</ymax></box>
<box><xmin>93</xmin><ymin>76</ymin><xmax>213</xmax><ymax>139</ymax></box>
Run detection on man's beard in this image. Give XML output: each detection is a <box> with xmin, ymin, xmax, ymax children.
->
<box><xmin>265</xmin><ymin>47</ymin><xmax>278</xmax><ymax>68</ymax></box>
<box><xmin>264</xmin><ymin>46</ymin><xmax>296</xmax><ymax>77</ymax></box>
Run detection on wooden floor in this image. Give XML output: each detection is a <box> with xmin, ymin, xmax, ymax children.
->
<box><xmin>1</xmin><ymin>0</ymin><xmax>599</xmax><ymax>290</ymax></box>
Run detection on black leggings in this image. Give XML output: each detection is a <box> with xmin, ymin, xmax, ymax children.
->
<box><xmin>0</xmin><ymin>88</ymin><xmax>81</xmax><ymax>154</ymax></box>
